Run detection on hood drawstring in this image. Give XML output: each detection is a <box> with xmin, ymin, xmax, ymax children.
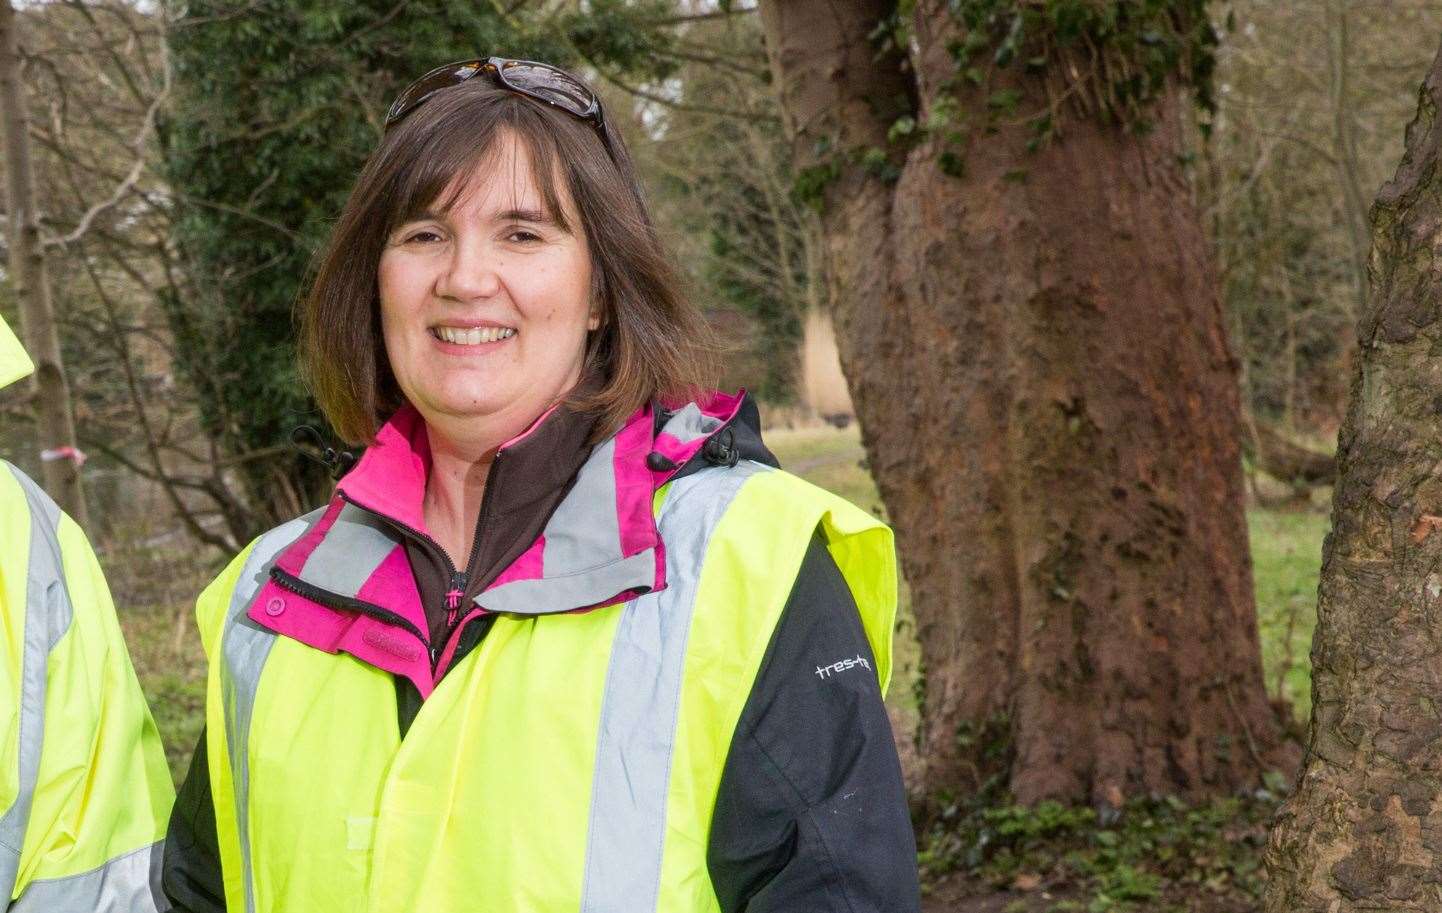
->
<box><xmin>290</xmin><ymin>425</ymin><xmax>358</xmax><ymax>481</ymax></box>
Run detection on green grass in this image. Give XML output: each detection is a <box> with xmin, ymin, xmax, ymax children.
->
<box><xmin>1248</xmin><ymin>508</ymin><xmax>1327</xmax><ymax>724</ymax></box>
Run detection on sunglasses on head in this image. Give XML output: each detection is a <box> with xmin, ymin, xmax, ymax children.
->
<box><xmin>385</xmin><ymin>57</ymin><xmax>611</xmax><ymax>152</ymax></box>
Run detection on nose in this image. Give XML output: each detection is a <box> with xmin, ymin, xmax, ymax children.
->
<box><xmin>435</xmin><ymin>239</ymin><xmax>502</xmax><ymax>302</ymax></box>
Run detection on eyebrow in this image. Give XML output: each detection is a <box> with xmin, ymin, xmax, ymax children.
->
<box><xmin>412</xmin><ymin>207</ymin><xmax>558</xmax><ymax>226</ymax></box>
<box><xmin>496</xmin><ymin>207</ymin><xmax>556</xmax><ymax>225</ymax></box>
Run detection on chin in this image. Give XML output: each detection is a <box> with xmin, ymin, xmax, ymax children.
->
<box><xmin>440</xmin><ymin>397</ymin><xmax>508</xmax><ymax>420</ymax></box>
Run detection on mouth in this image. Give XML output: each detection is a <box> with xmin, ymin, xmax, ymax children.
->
<box><xmin>430</xmin><ymin>324</ymin><xmax>517</xmax><ymax>346</ymax></box>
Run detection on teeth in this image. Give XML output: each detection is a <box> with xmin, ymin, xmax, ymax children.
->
<box><xmin>434</xmin><ymin>326</ymin><xmax>516</xmax><ymax>345</ymax></box>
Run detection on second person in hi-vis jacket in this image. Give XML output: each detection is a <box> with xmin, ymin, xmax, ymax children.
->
<box><xmin>0</xmin><ymin>313</ymin><xmax>174</xmax><ymax>911</ymax></box>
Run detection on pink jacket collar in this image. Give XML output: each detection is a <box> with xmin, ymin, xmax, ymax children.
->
<box><xmin>249</xmin><ymin>391</ymin><xmax>747</xmax><ymax>697</ymax></box>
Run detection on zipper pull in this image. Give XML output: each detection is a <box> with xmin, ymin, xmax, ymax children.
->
<box><xmin>444</xmin><ymin>571</ymin><xmax>468</xmax><ymax>627</ymax></box>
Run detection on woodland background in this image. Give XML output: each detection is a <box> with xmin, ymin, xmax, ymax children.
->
<box><xmin>3</xmin><ymin>1</ymin><xmax>1442</xmax><ymax>911</ymax></box>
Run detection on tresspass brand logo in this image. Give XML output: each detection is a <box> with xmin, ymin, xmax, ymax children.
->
<box><xmin>815</xmin><ymin>654</ymin><xmax>871</xmax><ymax>680</ymax></box>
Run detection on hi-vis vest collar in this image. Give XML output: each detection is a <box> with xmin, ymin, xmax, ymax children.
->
<box><xmin>251</xmin><ymin>392</ymin><xmax>751</xmax><ymax>696</ymax></box>
<box><xmin>0</xmin><ymin>314</ymin><xmax>34</xmax><ymax>391</ymax></box>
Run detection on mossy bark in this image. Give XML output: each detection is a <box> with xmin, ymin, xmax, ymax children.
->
<box><xmin>759</xmin><ymin>0</ymin><xmax>1292</xmax><ymax>807</ymax></box>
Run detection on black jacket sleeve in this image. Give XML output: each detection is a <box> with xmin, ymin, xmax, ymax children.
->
<box><xmin>162</xmin><ymin>732</ymin><xmax>226</xmax><ymax>913</ymax></box>
<box><xmin>707</xmin><ymin>531</ymin><xmax>920</xmax><ymax>913</ymax></box>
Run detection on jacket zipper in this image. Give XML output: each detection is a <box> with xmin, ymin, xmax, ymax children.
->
<box><xmin>435</xmin><ymin>449</ymin><xmax>505</xmax><ymax>672</ymax></box>
<box><xmin>270</xmin><ymin>568</ymin><xmax>429</xmax><ymax>646</ymax></box>
<box><xmin>445</xmin><ymin>570</ymin><xmax>468</xmax><ymax>629</ymax></box>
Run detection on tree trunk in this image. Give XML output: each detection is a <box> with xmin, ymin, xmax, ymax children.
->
<box><xmin>1264</xmin><ymin>40</ymin><xmax>1442</xmax><ymax>913</ymax></box>
<box><xmin>1326</xmin><ymin>0</ymin><xmax>1371</xmax><ymax>320</ymax></box>
<box><xmin>800</xmin><ymin>308</ymin><xmax>852</xmax><ymax>420</ymax></box>
<box><xmin>759</xmin><ymin>0</ymin><xmax>1292</xmax><ymax>807</ymax></box>
<box><xmin>0</xmin><ymin>0</ymin><xmax>88</xmax><ymax>528</ymax></box>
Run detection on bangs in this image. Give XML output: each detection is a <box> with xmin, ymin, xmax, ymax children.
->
<box><xmin>382</xmin><ymin>90</ymin><xmax>576</xmax><ymax>236</ymax></box>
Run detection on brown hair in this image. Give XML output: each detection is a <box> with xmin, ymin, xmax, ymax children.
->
<box><xmin>298</xmin><ymin>77</ymin><xmax>717</xmax><ymax>445</ymax></box>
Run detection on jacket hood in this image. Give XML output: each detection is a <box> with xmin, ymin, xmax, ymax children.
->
<box><xmin>249</xmin><ymin>389</ymin><xmax>778</xmax><ymax>697</ymax></box>
<box><xmin>0</xmin><ymin>314</ymin><xmax>34</xmax><ymax>391</ymax></box>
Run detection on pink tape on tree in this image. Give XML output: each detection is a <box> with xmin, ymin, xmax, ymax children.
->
<box><xmin>39</xmin><ymin>446</ymin><xmax>87</xmax><ymax>466</ymax></box>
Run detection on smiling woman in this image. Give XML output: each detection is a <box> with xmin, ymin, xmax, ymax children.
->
<box><xmin>298</xmin><ymin>72</ymin><xmax>709</xmax><ymax>453</ymax></box>
<box><xmin>162</xmin><ymin>58</ymin><xmax>919</xmax><ymax>913</ymax></box>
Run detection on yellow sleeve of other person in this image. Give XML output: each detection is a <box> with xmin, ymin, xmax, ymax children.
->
<box><xmin>0</xmin><ymin>314</ymin><xmax>174</xmax><ymax>912</ymax></box>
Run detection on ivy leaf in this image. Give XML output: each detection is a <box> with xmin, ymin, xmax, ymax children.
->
<box><xmin>888</xmin><ymin>115</ymin><xmax>917</xmax><ymax>142</ymax></box>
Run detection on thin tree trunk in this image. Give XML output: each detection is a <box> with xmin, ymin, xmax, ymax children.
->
<box><xmin>800</xmin><ymin>308</ymin><xmax>852</xmax><ymax>419</ymax></box>
<box><xmin>760</xmin><ymin>0</ymin><xmax>1292</xmax><ymax>806</ymax></box>
<box><xmin>1264</xmin><ymin>38</ymin><xmax>1442</xmax><ymax>913</ymax></box>
<box><xmin>1327</xmin><ymin>0</ymin><xmax>1371</xmax><ymax>319</ymax></box>
<box><xmin>0</xmin><ymin>0</ymin><xmax>88</xmax><ymax>527</ymax></box>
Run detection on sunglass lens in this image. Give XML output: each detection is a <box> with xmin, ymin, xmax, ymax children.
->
<box><xmin>500</xmin><ymin>62</ymin><xmax>594</xmax><ymax>117</ymax></box>
<box><xmin>387</xmin><ymin>62</ymin><xmax>485</xmax><ymax>124</ymax></box>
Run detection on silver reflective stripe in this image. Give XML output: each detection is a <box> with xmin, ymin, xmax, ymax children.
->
<box><xmin>10</xmin><ymin>841</ymin><xmax>165</xmax><ymax>913</ymax></box>
<box><xmin>0</xmin><ymin>465</ymin><xmax>75</xmax><ymax>906</ymax></box>
<box><xmin>297</xmin><ymin>503</ymin><xmax>397</xmax><ymax>598</ymax></box>
<box><xmin>579</xmin><ymin>461</ymin><xmax>766</xmax><ymax>913</ymax></box>
<box><xmin>658</xmin><ymin>404</ymin><xmax>722</xmax><ymax>444</ymax></box>
<box><xmin>220</xmin><ymin>511</ymin><xmax>319</xmax><ymax>913</ymax></box>
<box><xmin>541</xmin><ymin>437</ymin><xmax>621</xmax><ymax>576</ymax></box>
<box><xmin>474</xmin><ymin>550</ymin><xmax>656</xmax><ymax>616</ymax></box>
<box><xmin>475</xmin><ymin>435</ymin><xmax>661</xmax><ymax>615</ymax></box>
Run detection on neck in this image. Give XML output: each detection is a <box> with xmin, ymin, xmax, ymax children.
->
<box><xmin>415</xmin><ymin>370</ymin><xmax>591</xmax><ymax>565</ymax></box>
<box><xmin>421</xmin><ymin>421</ymin><xmax>501</xmax><ymax>570</ymax></box>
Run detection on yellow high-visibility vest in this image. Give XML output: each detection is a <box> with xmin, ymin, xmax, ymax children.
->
<box><xmin>0</xmin><ymin>313</ymin><xmax>173</xmax><ymax>912</ymax></box>
<box><xmin>0</xmin><ymin>464</ymin><xmax>175</xmax><ymax>911</ymax></box>
<box><xmin>198</xmin><ymin>461</ymin><xmax>896</xmax><ymax>912</ymax></box>
<box><xmin>0</xmin><ymin>316</ymin><xmax>32</xmax><ymax>390</ymax></box>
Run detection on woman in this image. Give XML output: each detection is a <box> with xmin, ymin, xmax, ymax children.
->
<box><xmin>163</xmin><ymin>57</ymin><xmax>918</xmax><ymax>913</ymax></box>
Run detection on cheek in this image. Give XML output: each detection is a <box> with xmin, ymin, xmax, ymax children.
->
<box><xmin>534</xmin><ymin>256</ymin><xmax>592</xmax><ymax>329</ymax></box>
<box><xmin>377</xmin><ymin>264</ymin><xmax>422</xmax><ymax>379</ymax></box>
<box><xmin>377</xmin><ymin>263</ymin><xmax>402</xmax><ymax>333</ymax></box>
<box><xmin>377</xmin><ymin>292</ymin><xmax>405</xmax><ymax>355</ymax></box>
<box><xmin>377</xmin><ymin>254</ymin><xmax>431</xmax><ymax>318</ymax></box>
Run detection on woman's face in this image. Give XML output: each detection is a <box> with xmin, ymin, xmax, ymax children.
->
<box><xmin>379</xmin><ymin>130</ymin><xmax>598</xmax><ymax>442</ymax></box>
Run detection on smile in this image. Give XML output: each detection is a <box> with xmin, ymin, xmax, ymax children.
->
<box><xmin>431</xmin><ymin>325</ymin><xmax>516</xmax><ymax>346</ymax></box>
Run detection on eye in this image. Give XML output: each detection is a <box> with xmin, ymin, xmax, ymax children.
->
<box><xmin>507</xmin><ymin>229</ymin><xmax>542</xmax><ymax>244</ymax></box>
<box><xmin>404</xmin><ymin>229</ymin><xmax>444</xmax><ymax>244</ymax></box>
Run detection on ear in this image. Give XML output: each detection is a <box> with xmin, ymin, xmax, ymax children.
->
<box><xmin>587</xmin><ymin>306</ymin><xmax>603</xmax><ymax>331</ymax></box>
